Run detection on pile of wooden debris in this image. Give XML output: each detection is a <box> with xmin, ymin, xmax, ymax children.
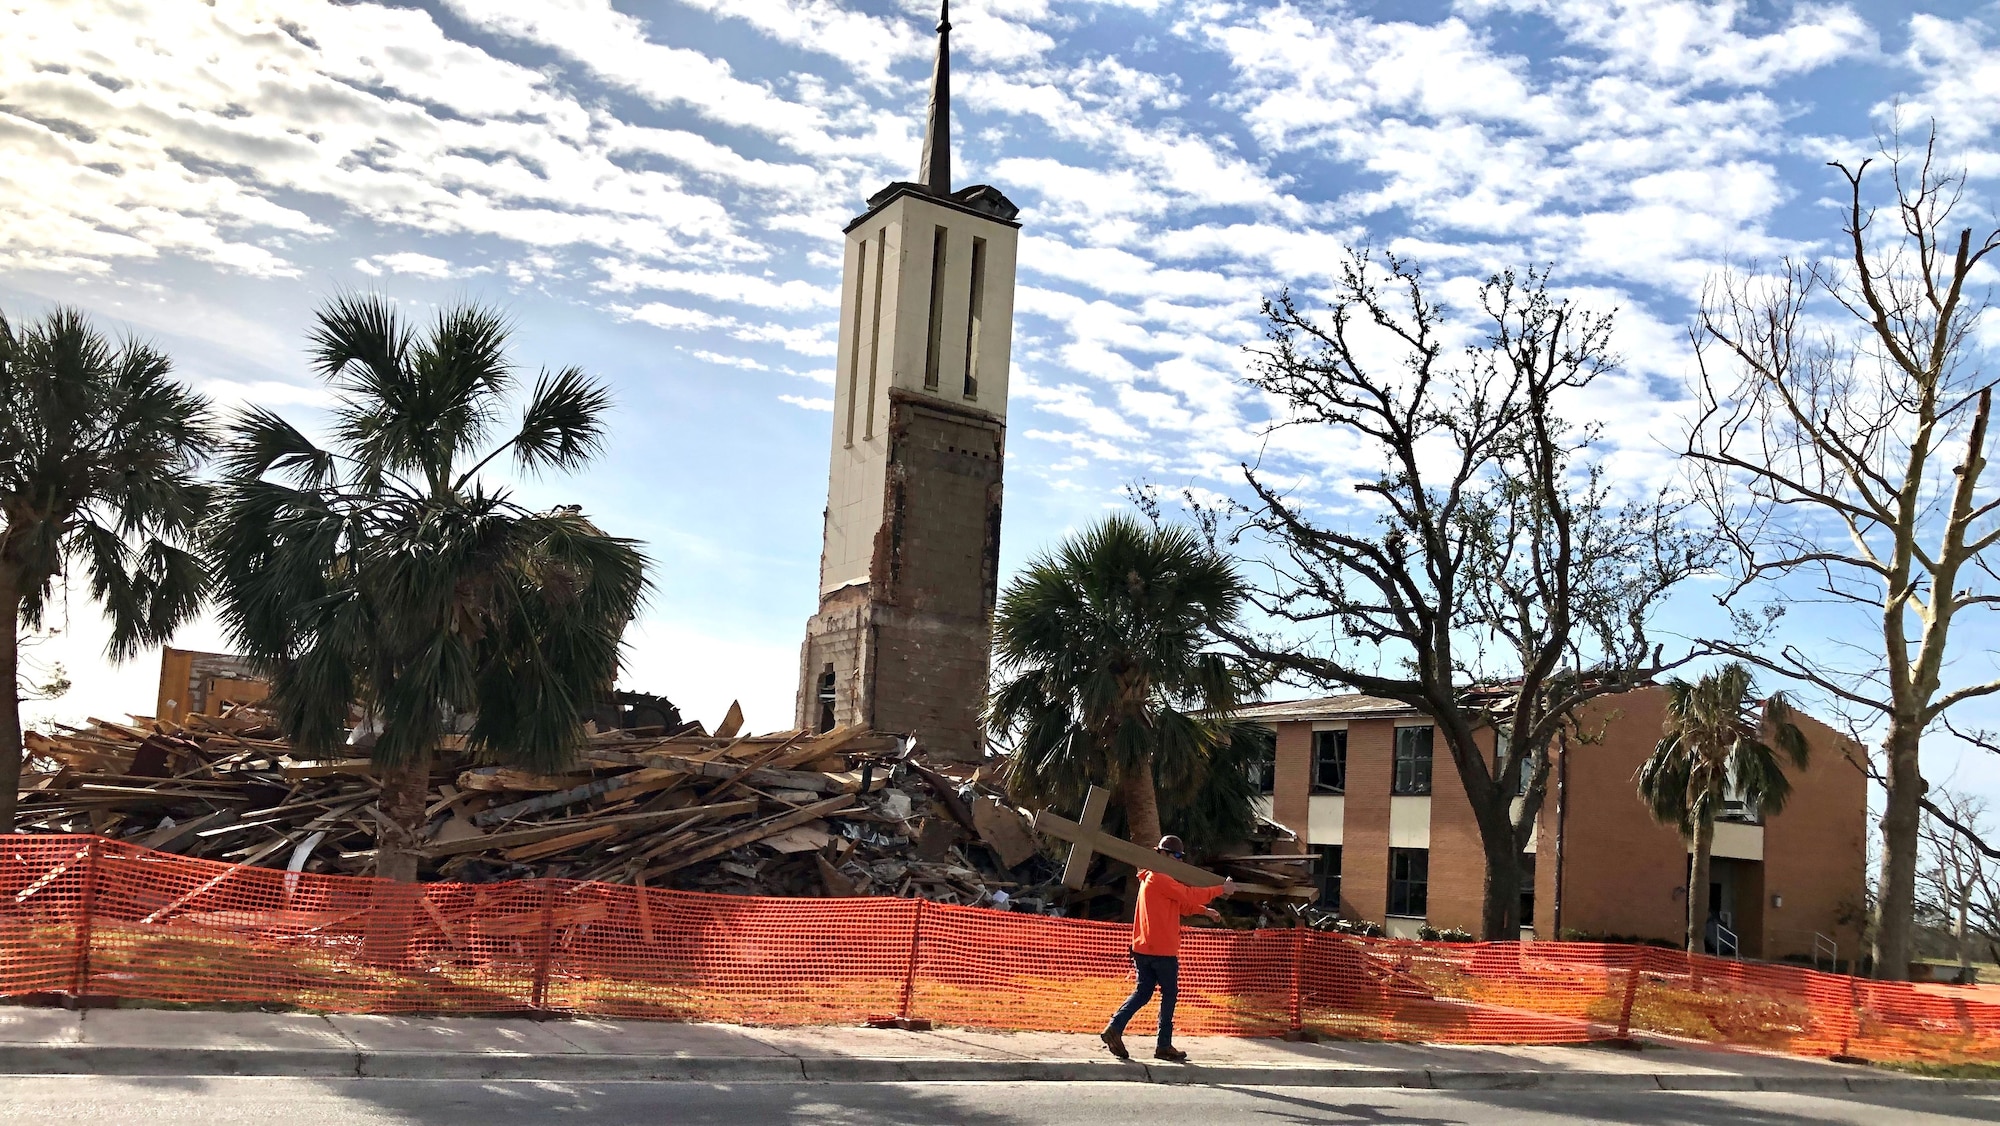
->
<box><xmin>13</xmin><ymin>705</ymin><xmax>1067</xmax><ymax>910</ymax></box>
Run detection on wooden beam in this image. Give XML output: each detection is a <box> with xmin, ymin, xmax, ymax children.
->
<box><xmin>420</xmin><ymin>802</ymin><xmax>756</xmax><ymax>858</ymax></box>
<box><xmin>1060</xmin><ymin>786</ymin><xmax>1112</xmax><ymax>889</ymax></box>
<box><xmin>1033</xmin><ymin>801</ymin><xmax>1294</xmax><ymax>897</ymax></box>
<box><xmin>651</xmin><ymin>794</ymin><xmax>855</xmax><ymax>874</ymax></box>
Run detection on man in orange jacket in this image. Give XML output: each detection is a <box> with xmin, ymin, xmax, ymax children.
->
<box><xmin>1099</xmin><ymin>834</ymin><xmax>1235</xmax><ymax>1062</ymax></box>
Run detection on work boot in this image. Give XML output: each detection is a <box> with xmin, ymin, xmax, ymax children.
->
<box><xmin>1100</xmin><ymin>1030</ymin><xmax>1129</xmax><ymax>1059</ymax></box>
<box><xmin>1153</xmin><ymin>1044</ymin><xmax>1187</xmax><ymax>1062</ymax></box>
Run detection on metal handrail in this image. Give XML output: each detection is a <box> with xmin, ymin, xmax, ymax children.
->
<box><xmin>1812</xmin><ymin>932</ymin><xmax>1838</xmax><ymax>972</ymax></box>
<box><xmin>1713</xmin><ymin>921</ymin><xmax>1739</xmax><ymax>958</ymax></box>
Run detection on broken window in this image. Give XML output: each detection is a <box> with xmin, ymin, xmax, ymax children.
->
<box><xmin>816</xmin><ymin>666</ymin><xmax>837</xmax><ymax>733</ymax></box>
<box><xmin>1247</xmin><ymin>736</ymin><xmax>1276</xmax><ymax>794</ymax></box>
<box><xmin>1392</xmin><ymin>726</ymin><xmax>1432</xmax><ymax>795</ymax></box>
<box><xmin>1312</xmin><ymin>729</ymin><xmax>1346</xmax><ymax>793</ymax></box>
<box><xmin>1314</xmin><ymin>844</ymin><xmax>1342</xmax><ymax>909</ymax></box>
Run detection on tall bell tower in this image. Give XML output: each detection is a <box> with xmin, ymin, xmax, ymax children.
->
<box><xmin>796</xmin><ymin>1</ymin><xmax>1020</xmax><ymax>762</ymax></box>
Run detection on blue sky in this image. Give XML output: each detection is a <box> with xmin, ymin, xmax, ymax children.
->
<box><xmin>4</xmin><ymin>0</ymin><xmax>2000</xmax><ymax>803</ymax></box>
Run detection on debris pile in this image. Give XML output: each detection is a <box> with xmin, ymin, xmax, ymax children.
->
<box><xmin>13</xmin><ymin>706</ymin><xmax>1087</xmax><ymax>911</ymax></box>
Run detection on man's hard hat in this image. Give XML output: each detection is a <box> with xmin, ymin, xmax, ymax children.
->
<box><xmin>1156</xmin><ymin>835</ymin><xmax>1185</xmax><ymax>853</ymax></box>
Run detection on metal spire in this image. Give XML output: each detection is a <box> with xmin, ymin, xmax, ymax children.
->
<box><xmin>917</xmin><ymin>1</ymin><xmax>951</xmax><ymax>195</ymax></box>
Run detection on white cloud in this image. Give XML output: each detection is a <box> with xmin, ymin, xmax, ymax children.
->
<box><xmin>355</xmin><ymin>252</ymin><xmax>455</xmax><ymax>278</ymax></box>
<box><xmin>594</xmin><ymin>259</ymin><xmax>837</xmax><ymax>310</ymax></box>
<box><xmin>0</xmin><ymin>1</ymin><xmax>770</xmax><ymax>278</ymax></box>
<box><xmin>692</xmin><ymin>349</ymin><xmax>770</xmax><ymax>371</ymax></box>
<box><xmin>441</xmin><ymin>0</ymin><xmax>905</xmax><ymax>166</ymax></box>
<box><xmin>779</xmin><ymin>393</ymin><xmax>833</xmax><ymax>411</ymax></box>
<box><xmin>612</xmin><ymin>302</ymin><xmax>836</xmax><ymax>357</ymax></box>
<box><xmin>1466</xmin><ymin>0</ymin><xmax>1876</xmax><ymax>88</ymax></box>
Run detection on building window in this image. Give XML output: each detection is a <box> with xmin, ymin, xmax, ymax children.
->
<box><xmin>1247</xmin><ymin>737</ymin><xmax>1275</xmax><ymax>795</ymax></box>
<box><xmin>1392</xmin><ymin>726</ymin><xmax>1433</xmax><ymax>795</ymax></box>
<box><xmin>844</xmin><ymin>238</ymin><xmax>868</xmax><ymax>448</ymax></box>
<box><xmin>1518</xmin><ymin>853</ymin><xmax>1536</xmax><ymax>929</ymax></box>
<box><xmin>1388</xmin><ymin>848</ymin><xmax>1428</xmax><ymax>918</ymax></box>
<box><xmin>962</xmin><ymin>237</ymin><xmax>986</xmax><ymax>399</ymax></box>
<box><xmin>863</xmin><ymin>227</ymin><xmax>887</xmax><ymax>439</ymax></box>
<box><xmin>1314</xmin><ymin>845</ymin><xmax>1341</xmax><ymax>908</ymax></box>
<box><xmin>815</xmin><ymin>667</ymin><xmax>837</xmax><ymax>734</ymax></box>
<box><xmin>922</xmin><ymin>225</ymin><xmax>948</xmax><ymax>391</ymax></box>
<box><xmin>1312</xmin><ymin>729</ymin><xmax>1347</xmax><ymax>793</ymax></box>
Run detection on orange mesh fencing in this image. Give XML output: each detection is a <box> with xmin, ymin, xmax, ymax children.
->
<box><xmin>3</xmin><ymin>834</ymin><xmax>1997</xmax><ymax>1063</ymax></box>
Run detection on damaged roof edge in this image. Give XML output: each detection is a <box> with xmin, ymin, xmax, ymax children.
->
<box><xmin>1231</xmin><ymin>693</ymin><xmax>1423</xmax><ymax>723</ymax></box>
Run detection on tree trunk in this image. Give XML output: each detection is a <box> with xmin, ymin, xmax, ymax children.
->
<box><xmin>1874</xmin><ymin>720</ymin><xmax>1923</xmax><ymax>980</ymax></box>
<box><xmin>374</xmin><ymin>746</ymin><xmax>432</xmax><ymax>883</ymax></box>
<box><xmin>0</xmin><ymin>574</ymin><xmax>22</xmax><ymax>833</ymax></box>
<box><xmin>1687</xmin><ymin>814</ymin><xmax>1715</xmax><ymax>955</ymax></box>
<box><xmin>1957</xmin><ymin>884</ymin><xmax>1973</xmax><ymax>977</ymax></box>
<box><xmin>1121</xmin><ymin>750</ymin><xmax>1163</xmax><ymax>848</ymax></box>
<box><xmin>1479</xmin><ymin>831</ymin><xmax>1521</xmax><ymax>941</ymax></box>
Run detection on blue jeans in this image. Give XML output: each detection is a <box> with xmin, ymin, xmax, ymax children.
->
<box><xmin>1104</xmin><ymin>952</ymin><xmax>1179</xmax><ymax>1048</ymax></box>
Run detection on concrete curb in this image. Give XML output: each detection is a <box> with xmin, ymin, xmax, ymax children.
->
<box><xmin>0</xmin><ymin>1044</ymin><xmax>1984</xmax><ymax>1093</ymax></box>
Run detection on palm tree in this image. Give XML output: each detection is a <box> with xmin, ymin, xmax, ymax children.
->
<box><xmin>207</xmin><ymin>296</ymin><xmax>648</xmax><ymax>882</ymax></box>
<box><xmin>0</xmin><ymin>309</ymin><xmax>212</xmax><ymax>829</ymax></box>
<box><xmin>988</xmin><ymin>514</ymin><xmax>1257</xmax><ymax>852</ymax></box>
<box><xmin>1637</xmin><ymin>662</ymin><xmax>1808</xmax><ymax>953</ymax></box>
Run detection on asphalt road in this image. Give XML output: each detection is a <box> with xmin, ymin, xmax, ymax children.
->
<box><xmin>0</xmin><ymin>1077</ymin><xmax>1994</xmax><ymax>1125</ymax></box>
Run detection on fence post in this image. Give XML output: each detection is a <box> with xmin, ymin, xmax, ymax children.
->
<box><xmin>1614</xmin><ymin>945</ymin><xmax>1643</xmax><ymax>1042</ymax></box>
<box><xmin>1286</xmin><ymin>925</ymin><xmax>1307</xmax><ymax>1040</ymax></box>
<box><xmin>529</xmin><ymin>880</ymin><xmax>556</xmax><ymax>1012</ymax></box>
<box><xmin>69</xmin><ymin>837</ymin><xmax>102</xmax><ymax>999</ymax></box>
<box><xmin>898</xmin><ymin>898</ymin><xmax>926</xmax><ymax>1022</ymax></box>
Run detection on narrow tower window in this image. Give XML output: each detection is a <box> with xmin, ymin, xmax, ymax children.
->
<box><xmin>962</xmin><ymin>237</ymin><xmax>986</xmax><ymax>400</ymax></box>
<box><xmin>816</xmin><ymin>666</ymin><xmax>837</xmax><ymax>733</ymax></box>
<box><xmin>864</xmin><ymin>227</ymin><xmax>887</xmax><ymax>439</ymax></box>
<box><xmin>844</xmin><ymin>239</ymin><xmax>868</xmax><ymax>448</ymax></box>
<box><xmin>923</xmin><ymin>225</ymin><xmax>948</xmax><ymax>391</ymax></box>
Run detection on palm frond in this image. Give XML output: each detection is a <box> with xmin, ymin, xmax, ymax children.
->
<box><xmin>510</xmin><ymin>366</ymin><xmax>612</xmax><ymax>476</ymax></box>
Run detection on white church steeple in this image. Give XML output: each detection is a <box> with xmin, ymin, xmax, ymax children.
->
<box><xmin>794</xmin><ymin>3</ymin><xmax>1022</xmax><ymax>762</ymax></box>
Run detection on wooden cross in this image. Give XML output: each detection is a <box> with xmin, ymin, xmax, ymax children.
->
<box><xmin>1033</xmin><ymin>784</ymin><xmax>1287</xmax><ymax>896</ymax></box>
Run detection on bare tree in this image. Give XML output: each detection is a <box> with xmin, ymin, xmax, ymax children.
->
<box><xmin>1230</xmin><ymin>252</ymin><xmax>1714</xmax><ymax>940</ymax></box>
<box><xmin>1685</xmin><ymin>131</ymin><xmax>2000</xmax><ymax>979</ymax></box>
<box><xmin>1918</xmin><ymin>786</ymin><xmax>1992</xmax><ymax>979</ymax></box>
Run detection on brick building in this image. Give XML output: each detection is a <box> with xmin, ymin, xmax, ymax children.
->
<box><xmin>795</xmin><ymin>8</ymin><xmax>1019</xmax><ymax>762</ymax></box>
<box><xmin>1238</xmin><ymin>687</ymin><xmax>1868</xmax><ymax>962</ymax></box>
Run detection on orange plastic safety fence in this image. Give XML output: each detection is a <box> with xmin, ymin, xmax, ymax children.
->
<box><xmin>3</xmin><ymin>835</ymin><xmax>1997</xmax><ymax>1063</ymax></box>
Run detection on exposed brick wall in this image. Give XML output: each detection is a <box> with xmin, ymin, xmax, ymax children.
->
<box><xmin>1550</xmin><ymin>688</ymin><xmax>1688</xmax><ymax>944</ymax></box>
<box><xmin>798</xmin><ymin>393</ymin><xmax>1005</xmax><ymax>762</ymax></box>
<box><xmin>1272</xmin><ymin>723</ymin><xmax>1310</xmax><ymax>851</ymax></box>
<box><xmin>1341</xmin><ymin>718</ymin><xmax>1393</xmax><ymax>921</ymax></box>
<box><xmin>1426</xmin><ymin>726</ymin><xmax>1490</xmax><ymax>935</ymax></box>
<box><xmin>1534</xmin><ymin>788</ymin><xmax>1559</xmax><ymax>936</ymax></box>
<box><xmin>1762</xmin><ymin>711</ymin><xmax>1869</xmax><ymax>961</ymax></box>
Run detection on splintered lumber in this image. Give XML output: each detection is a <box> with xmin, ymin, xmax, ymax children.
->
<box><xmin>713</xmin><ymin>701</ymin><xmax>745</xmax><ymax>739</ymax></box>
<box><xmin>422</xmin><ymin>803</ymin><xmax>755</xmax><ymax>859</ymax></box>
<box><xmin>457</xmin><ymin>768</ymin><xmax>591</xmax><ymax>793</ymax></box>
<box><xmin>472</xmin><ymin>775</ymin><xmax>632</xmax><ymax>827</ymax></box>
<box><xmin>280</xmin><ymin>759</ymin><xmax>376</xmax><ymax>779</ymax></box>
<box><xmin>653</xmin><ymin>794</ymin><xmax>855</xmax><ymax>874</ymax></box>
<box><xmin>504</xmin><ymin>825</ymin><xmax>619</xmax><ymax>862</ymax></box>
<box><xmin>24</xmin><ymin>701</ymin><xmax>1193</xmax><ymax>917</ymax></box>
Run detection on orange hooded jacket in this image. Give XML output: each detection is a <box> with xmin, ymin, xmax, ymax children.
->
<box><xmin>1130</xmin><ymin>869</ymin><xmax>1224</xmax><ymax>957</ymax></box>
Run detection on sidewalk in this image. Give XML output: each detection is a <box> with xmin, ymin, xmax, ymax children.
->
<box><xmin>0</xmin><ymin>1005</ymin><xmax>1976</xmax><ymax>1093</ymax></box>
